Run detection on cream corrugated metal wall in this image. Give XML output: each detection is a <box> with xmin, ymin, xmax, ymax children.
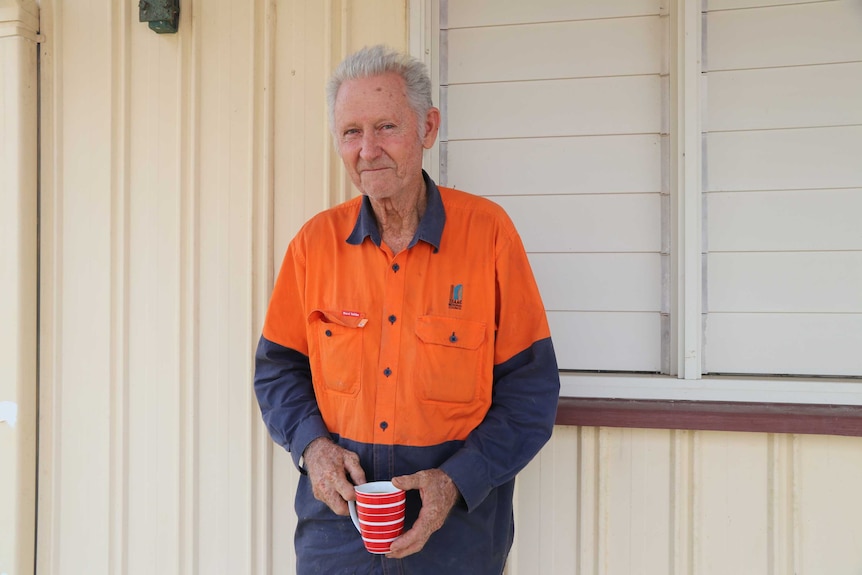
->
<box><xmin>30</xmin><ymin>1</ymin><xmax>862</xmax><ymax>575</ymax></box>
<box><xmin>510</xmin><ymin>427</ymin><xmax>862</xmax><ymax>574</ymax></box>
<box><xmin>36</xmin><ymin>1</ymin><xmax>404</xmax><ymax>573</ymax></box>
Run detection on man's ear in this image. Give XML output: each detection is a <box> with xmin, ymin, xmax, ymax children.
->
<box><xmin>422</xmin><ymin>107</ymin><xmax>441</xmax><ymax>149</ymax></box>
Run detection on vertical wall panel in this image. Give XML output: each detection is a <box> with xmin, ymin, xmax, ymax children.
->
<box><xmin>695</xmin><ymin>432</ymin><xmax>770</xmax><ymax>574</ymax></box>
<box><xmin>672</xmin><ymin>430</ymin><xmax>695</xmax><ymax>575</ymax></box>
<box><xmin>799</xmin><ymin>437</ymin><xmax>861</xmax><ymax>571</ymax></box>
<box><xmin>126</xmin><ymin>5</ymin><xmax>183</xmax><ymax>573</ymax></box>
<box><xmin>795</xmin><ymin>434</ymin><xmax>862</xmax><ymax>573</ymax></box>
<box><xmin>271</xmin><ymin>0</ymin><xmax>332</xmax><ymax>259</ymax></box>
<box><xmin>0</xmin><ymin>2</ymin><xmax>39</xmax><ymax>574</ymax></box>
<box><xmin>54</xmin><ymin>1</ymin><xmax>114</xmax><ymax>571</ymax></box>
<box><xmin>601</xmin><ymin>428</ymin><xmax>673</xmax><ymax>575</ymax></box>
<box><xmin>578</xmin><ymin>427</ymin><xmax>600</xmax><ymax>575</ymax></box>
<box><xmin>269</xmin><ymin>2</ymin><xmax>328</xmax><ymax>570</ymax></box>
<box><xmin>196</xmin><ymin>0</ymin><xmax>255</xmax><ymax>571</ymax></box>
<box><xmin>177</xmin><ymin>1</ymin><xmax>202</xmax><ymax>572</ymax></box>
<box><xmin>768</xmin><ymin>434</ymin><xmax>795</xmax><ymax>575</ymax></box>
<box><xmin>35</xmin><ymin>0</ymin><xmax>58</xmax><ymax>569</ymax></box>
<box><xmin>510</xmin><ymin>426</ymin><xmax>580</xmax><ymax>574</ymax></box>
<box><xmin>251</xmin><ymin>1</ymin><xmax>276</xmax><ymax>572</ymax></box>
<box><xmin>108</xmin><ymin>2</ymin><xmax>130</xmax><ymax>573</ymax></box>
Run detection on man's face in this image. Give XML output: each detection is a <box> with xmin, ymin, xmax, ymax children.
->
<box><xmin>333</xmin><ymin>72</ymin><xmax>439</xmax><ymax>201</ymax></box>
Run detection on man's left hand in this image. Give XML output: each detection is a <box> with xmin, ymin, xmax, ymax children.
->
<box><xmin>386</xmin><ymin>469</ymin><xmax>460</xmax><ymax>559</ymax></box>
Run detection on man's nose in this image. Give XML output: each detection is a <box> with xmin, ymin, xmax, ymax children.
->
<box><xmin>359</xmin><ymin>132</ymin><xmax>382</xmax><ymax>160</ymax></box>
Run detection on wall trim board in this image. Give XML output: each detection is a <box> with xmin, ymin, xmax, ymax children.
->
<box><xmin>556</xmin><ymin>397</ymin><xmax>862</xmax><ymax>437</ymax></box>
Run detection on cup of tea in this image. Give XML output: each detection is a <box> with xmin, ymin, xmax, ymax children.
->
<box><xmin>347</xmin><ymin>481</ymin><xmax>406</xmax><ymax>554</ymax></box>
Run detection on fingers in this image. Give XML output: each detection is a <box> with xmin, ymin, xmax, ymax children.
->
<box><xmin>343</xmin><ymin>450</ymin><xmax>367</xmax><ymax>487</ymax></box>
<box><xmin>386</xmin><ymin>469</ymin><xmax>460</xmax><ymax>559</ymax></box>
<box><xmin>390</xmin><ymin>473</ymin><xmax>417</xmax><ymax>491</ymax></box>
<box><xmin>386</xmin><ymin>518</ymin><xmax>432</xmax><ymax>558</ymax></box>
<box><xmin>303</xmin><ymin>438</ymin><xmax>365</xmax><ymax>516</ymax></box>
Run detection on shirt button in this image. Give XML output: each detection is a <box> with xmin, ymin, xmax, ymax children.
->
<box><xmin>392</xmin><ymin>263</ymin><xmax>400</xmax><ymax>272</ymax></box>
<box><xmin>449</xmin><ymin>332</ymin><xmax>458</xmax><ymax>343</ymax></box>
<box><xmin>388</xmin><ymin>314</ymin><xmax>397</xmax><ymax>324</ymax></box>
<box><xmin>380</xmin><ymin>421</ymin><xmax>389</xmax><ymax>430</ymax></box>
<box><xmin>383</xmin><ymin>367</ymin><xmax>392</xmax><ymax>377</ymax></box>
<box><xmin>325</xmin><ymin>329</ymin><xmax>332</xmax><ymax>337</ymax></box>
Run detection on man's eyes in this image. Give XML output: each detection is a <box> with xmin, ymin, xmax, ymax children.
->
<box><xmin>341</xmin><ymin>124</ymin><xmax>397</xmax><ymax>138</ymax></box>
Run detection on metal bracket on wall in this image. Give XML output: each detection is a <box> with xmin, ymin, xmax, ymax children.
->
<box><xmin>139</xmin><ymin>0</ymin><xmax>180</xmax><ymax>34</ymax></box>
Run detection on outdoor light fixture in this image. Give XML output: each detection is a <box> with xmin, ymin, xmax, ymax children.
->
<box><xmin>139</xmin><ymin>0</ymin><xmax>180</xmax><ymax>34</ymax></box>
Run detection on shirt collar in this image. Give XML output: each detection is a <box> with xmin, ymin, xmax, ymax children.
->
<box><xmin>346</xmin><ymin>170</ymin><xmax>445</xmax><ymax>252</ymax></box>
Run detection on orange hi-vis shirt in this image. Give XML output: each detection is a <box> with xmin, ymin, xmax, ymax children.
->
<box><xmin>255</xmin><ymin>173</ymin><xmax>560</xmax><ymax>573</ymax></box>
<box><xmin>262</xmin><ymin>180</ymin><xmax>552</xmax><ymax>450</ymax></box>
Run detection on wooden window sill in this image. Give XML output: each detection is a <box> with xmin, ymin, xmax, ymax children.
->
<box><xmin>555</xmin><ymin>397</ymin><xmax>862</xmax><ymax>437</ymax></box>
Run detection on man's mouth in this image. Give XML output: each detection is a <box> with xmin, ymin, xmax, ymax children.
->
<box><xmin>361</xmin><ymin>167</ymin><xmax>391</xmax><ymax>175</ymax></box>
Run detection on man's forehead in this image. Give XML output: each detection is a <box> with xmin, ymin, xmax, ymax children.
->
<box><xmin>334</xmin><ymin>74</ymin><xmax>410</xmax><ymax>120</ymax></box>
<box><xmin>337</xmin><ymin>74</ymin><xmax>406</xmax><ymax>100</ymax></box>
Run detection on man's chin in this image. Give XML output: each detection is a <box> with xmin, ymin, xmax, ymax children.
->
<box><xmin>360</xmin><ymin>187</ymin><xmax>396</xmax><ymax>200</ymax></box>
<box><xmin>358</xmin><ymin>177</ymin><xmax>397</xmax><ymax>199</ymax></box>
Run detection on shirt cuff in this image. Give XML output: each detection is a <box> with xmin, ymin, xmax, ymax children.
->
<box><xmin>439</xmin><ymin>448</ymin><xmax>493</xmax><ymax>512</ymax></box>
<box><xmin>289</xmin><ymin>414</ymin><xmax>331</xmax><ymax>473</ymax></box>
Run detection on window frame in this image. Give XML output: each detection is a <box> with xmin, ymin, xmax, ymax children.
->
<box><xmin>409</xmin><ymin>0</ymin><xmax>862</xmax><ymax>435</ymax></box>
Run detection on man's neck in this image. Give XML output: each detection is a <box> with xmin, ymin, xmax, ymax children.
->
<box><xmin>369</xmin><ymin>178</ymin><xmax>427</xmax><ymax>255</ymax></box>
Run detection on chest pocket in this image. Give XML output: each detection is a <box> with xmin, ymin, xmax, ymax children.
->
<box><xmin>308</xmin><ymin>309</ymin><xmax>366</xmax><ymax>395</ymax></box>
<box><xmin>414</xmin><ymin>316</ymin><xmax>487</xmax><ymax>403</ymax></box>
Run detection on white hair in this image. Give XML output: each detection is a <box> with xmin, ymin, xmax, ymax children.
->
<box><xmin>326</xmin><ymin>45</ymin><xmax>433</xmax><ymax>139</ymax></box>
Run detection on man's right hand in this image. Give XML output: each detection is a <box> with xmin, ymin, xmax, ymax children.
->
<box><xmin>302</xmin><ymin>437</ymin><xmax>367</xmax><ymax>515</ymax></box>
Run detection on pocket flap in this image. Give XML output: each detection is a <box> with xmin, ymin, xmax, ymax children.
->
<box><xmin>415</xmin><ymin>316</ymin><xmax>486</xmax><ymax>350</ymax></box>
<box><xmin>308</xmin><ymin>309</ymin><xmax>368</xmax><ymax>329</ymax></box>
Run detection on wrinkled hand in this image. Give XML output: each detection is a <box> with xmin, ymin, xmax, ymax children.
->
<box><xmin>303</xmin><ymin>437</ymin><xmax>367</xmax><ymax>516</ymax></box>
<box><xmin>387</xmin><ymin>469</ymin><xmax>460</xmax><ymax>559</ymax></box>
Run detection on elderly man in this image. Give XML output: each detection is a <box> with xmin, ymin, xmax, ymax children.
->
<box><xmin>255</xmin><ymin>45</ymin><xmax>560</xmax><ymax>574</ymax></box>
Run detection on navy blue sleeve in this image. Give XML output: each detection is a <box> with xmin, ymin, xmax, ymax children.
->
<box><xmin>439</xmin><ymin>337</ymin><xmax>560</xmax><ymax>510</ymax></box>
<box><xmin>254</xmin><ymin>335</ymin><xmax>331</xmax><ymax>472</ymax></box>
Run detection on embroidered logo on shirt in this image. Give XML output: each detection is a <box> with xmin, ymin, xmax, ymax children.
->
<box><xmin>448</xmin><ymin>284</ymin><xmax>463</xmax><ymax>310</ymax></box>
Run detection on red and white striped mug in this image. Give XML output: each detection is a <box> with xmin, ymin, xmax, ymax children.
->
<box><xmin>348</xmin><ymin>481</ymin><xmax>406</xmax><ymax>554</ymax></box>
